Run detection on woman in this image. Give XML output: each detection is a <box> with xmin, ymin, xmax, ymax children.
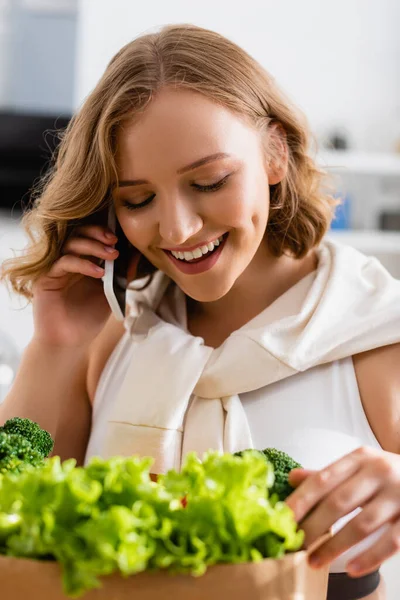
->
<box><xmin>1</xmin><ymin>23</ymin><xmax>400</xmax><ymax>599</ymax></box>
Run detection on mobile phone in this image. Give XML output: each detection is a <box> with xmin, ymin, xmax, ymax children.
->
<box><xmin>102</xmin><ymin>204</ymin><xmax>129</xmax><ymax>321</ymax></box>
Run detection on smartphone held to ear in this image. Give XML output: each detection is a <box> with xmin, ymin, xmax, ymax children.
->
<box><xmin>102</xmin><ymin>204</ymin><xmax>129</xmax><ymax>322</ymax></box>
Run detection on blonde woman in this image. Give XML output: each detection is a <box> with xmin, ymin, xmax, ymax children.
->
<box><xmin>1</xmin><ymin>24</ymin><xmax>400</xmax><ymax>600</ymax></box>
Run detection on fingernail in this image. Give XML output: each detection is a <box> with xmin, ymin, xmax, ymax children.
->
<box><xmin>104</xmin><ymin>245</ymin><xmax>117</xmax><ymax>253</ymax></box>
<box><xmin>105</xmin><ymin>232</ymin><xmax>117</xmax><ymax>240</ymax></box>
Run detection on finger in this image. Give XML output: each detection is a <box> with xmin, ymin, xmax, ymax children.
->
<box><xmin>308</xmin><ymin>491</ymin><xmax>400</xmax><ymax>571</ymax></box>
<box><xmin>62</xmin><ymin>237</ymin><xmax>119</xmax><ymax>262</ymax></box>
<box><xmin>285</xmin><ymin>451</ymin><xmax>363</xmax><ymax>523</ymax></box>
<box><xmin>300</xmin><ymin>466</ymin><xmax>383</xmax><ymax>548</ymax></box>
<box><xmin>346</xmin><ymin>517</ymin><xmax>400</xmax><ymax>577</ymax></box>
<box><xmin>48</xmin><ymin>254</ymin><xmax>105</xmax><ymax>279</ymax></box>
<box><xmin>73</xmin><ymin>224</ymin><xmax>117</xmax><ymax>244</ymax></box>
<box><xmin>288</xmin><ymin>469</ymin><xmax>315</xmax><ymax>487</ymax></box>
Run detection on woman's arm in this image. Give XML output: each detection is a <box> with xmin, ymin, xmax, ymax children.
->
<box><xmin>281</xmin><ymin>343</ymin><xmax>400</xmax><ymax>591</ymax></box>
<box><xmin>353</xmin><ymin>342</ymin><xmax>400</xmax><ymax>455</ymax></box>
<box><xmin>50</xmin><ymin>354</ymin><xmax>92</xmax><ymax>466</ymax></box>
<box><xmin>0</xmin><ymin>339</ymin><xmax>93</xmax><ymax>466</ymax></box>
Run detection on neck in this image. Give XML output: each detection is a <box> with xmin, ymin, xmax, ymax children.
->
<box><xmin>187</xmin><ymin>243</ymin><xmax>318</xmax><ymax>332</ymax></box>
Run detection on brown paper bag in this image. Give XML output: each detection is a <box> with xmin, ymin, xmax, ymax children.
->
<box><xmin>0</xmin><ymin>532</ymin><xmax>331</xmax><ymax>600</ymax></box>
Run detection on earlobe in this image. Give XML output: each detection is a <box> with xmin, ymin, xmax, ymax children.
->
<box><xmin>267</xmin><ymin>161</ymin><xmax>288</xmax><ymax>185</ymax></box>
<box><xmin>265</xmin><ymin>122</ymin><xmax>289</xmax><ymax>185</ymax></box>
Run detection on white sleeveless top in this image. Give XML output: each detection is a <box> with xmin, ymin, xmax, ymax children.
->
<box><xmin>84</xmin><ymin>268</ymin><xmax>387</xmax><ymax>574</ymax></box>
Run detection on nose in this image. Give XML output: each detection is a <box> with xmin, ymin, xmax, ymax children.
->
<box><xmin>158</xmin><ymin>193</ymin><xmax>203</xmax><ymax>247</ymax></box>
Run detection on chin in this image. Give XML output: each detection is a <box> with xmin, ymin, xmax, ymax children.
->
<box><xmin>180</xmin><ymin>278</ymin><xmax>234</xmax><ymax>303</ymax></box>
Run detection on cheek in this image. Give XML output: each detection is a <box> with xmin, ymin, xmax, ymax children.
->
<box><xmin>217</xmin><ymin>182</ymin><xmax>269</xmax><ymax>229</ymax></box>
<box><xmin>119</xmin><ymin>217</ymin><xmax>152</xmax><ymax>252</ymax></box>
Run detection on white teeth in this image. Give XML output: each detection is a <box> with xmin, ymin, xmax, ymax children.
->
<box><xmin>192</xmin><ymin>248</ymin><xmax>203</xmax><ymax>259</ymax></box>
<box><xmin>170</xmin><ymin>234</ymin><xmax>226</xmax><ymax>261</ymax></box>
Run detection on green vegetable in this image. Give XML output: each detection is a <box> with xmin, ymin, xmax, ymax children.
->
<box><xmin>0</xmin><ymin>417</ymin><xmax>54</xmax><ymax>475</ymax></box>
<box><xmin>234</xmin><ymin>448</ymin><xmax>302</xmax><ymax>501</ymax></box>
<box><xmin>0</xmin><ymin>451</ymin><xmax>304</xmax><ymax>598</ymax></box>
<box><xmin>1</xmin><ymin>417</ymin><xmax>54</xmax><ymax>458</ymax></box>
<box><xmin>158</xmin><ymin>451</ymin><xmax>303</xmax><ymax>569</ymax></box>
<box><xmin>0</xmin><ymin>432</ymin><xmax>46</xmax><ymax>475</ymax></box>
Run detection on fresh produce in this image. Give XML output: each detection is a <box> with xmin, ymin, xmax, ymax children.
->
<box><xmin>234</xmin><ymin>448</ymin><xmax>302</xmax><ymax>501</ymax></box>
<box><xmin>1</xmin><ymin>417</ymin><xmax>54</xmax><ymax>458</ymax></box>
<box><xmin>0</xmin><ymin>417</ymin><xmax>54</xmax><ymax>475</ymax></box>
<box><xmin>0</xmin><ymin>450</ymin><xmax>304</xmax><ymax>598</ymax></box>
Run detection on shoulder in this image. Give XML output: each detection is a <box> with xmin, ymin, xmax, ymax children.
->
<box><xmin>353</xmin><ymin>343</ymin><xmax>400</xmax><ymax>454</ymax></box>
<box><xmin>86</xmin><ymin>313</ymin><xmax>126</xmax><ymax>405</ymax></box>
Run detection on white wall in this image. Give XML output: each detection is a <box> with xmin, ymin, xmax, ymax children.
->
<box><xmin>75</xmin><ymin>0</ymin><xmax>400</xmax><ymax>152</ymax></box>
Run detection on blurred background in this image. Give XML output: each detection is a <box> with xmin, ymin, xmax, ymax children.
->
<box><xmin>0</xmin><ymin>1</ymin><xmax>399</xmax><ymax>594</ymax></box>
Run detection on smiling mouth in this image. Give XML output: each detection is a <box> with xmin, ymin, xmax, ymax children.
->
<box><xmin>165</xmin><ymin>233</ymin><xmax>228</xmax><ymax>264</ymax></box>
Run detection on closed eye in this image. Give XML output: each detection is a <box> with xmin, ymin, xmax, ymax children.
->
<box><xmin>191</xmin><ymin>174</ymin><xmax>231</xmax><ymax>192</ymax></box>
<box><xmin>121</xmin><ymin>174</ymin><xmax>231</xmax><ymax>211</ymax></box>
<box><xmin>121</xmin><ymin>195</ymin><xmax>155</xmax><ymax>211</ymax></box>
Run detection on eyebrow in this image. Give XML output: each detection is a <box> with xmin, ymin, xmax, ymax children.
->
<box><xmin>117</xmin><ymin>152</ymin><xmax>231</xmax><ymax>188</ymax></box>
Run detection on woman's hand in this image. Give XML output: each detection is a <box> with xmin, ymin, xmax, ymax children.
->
<box><xmin>285</xmin><ymin>446</ymin><xmax>400</xmax><ymax>577</ymax></box>
<box><xmin>32</xmin><ymin>224</ymin><xmax>138</xmax><ymax>349</ymax></box>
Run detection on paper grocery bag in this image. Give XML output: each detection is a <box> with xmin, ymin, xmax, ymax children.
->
<box><xmin>0</xmin><ymin>533</ymin><xmax>331</xmax><ymax>600</ymax></box>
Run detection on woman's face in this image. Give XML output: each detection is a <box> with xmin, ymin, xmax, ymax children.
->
<box><xmin>114</xmin><ymin>88</ymin><xmax>282</xmax><ymax>302</ymax></box>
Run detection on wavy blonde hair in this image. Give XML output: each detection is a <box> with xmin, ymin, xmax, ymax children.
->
<box><xmin>1</xmin><ymin>23</ymin><xmax>336</xmax><ymax>301</ymax></box>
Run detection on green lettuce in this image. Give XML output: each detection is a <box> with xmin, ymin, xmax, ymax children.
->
<box><xmin>0</xmin><ymin>451</ymin><xmax>304</xmax><ymax>597</ymax></box>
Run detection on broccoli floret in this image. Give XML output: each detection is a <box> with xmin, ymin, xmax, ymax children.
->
<box><xmin>0</xmin><ymin>431</ymin><xmax>45</xmax><ymax>475</ymax></box>
<box><xmin>261</xmin><ymin>448</ymin><xmax>302</xmax><ymax>501</ymax></box>
<box><xmin>1</xmin><ymin>417</ymin><xmax>54</xmax><ymax>458</ymax></box>
<box><xmin>0</xmin><ymin>418</ymin><xmax>54</xmax><ymax>475</ymax></box>
<box><xmin>234</xmin><ymin>448</ymin><xmax>302</xmax><ymax>501</ymax></box>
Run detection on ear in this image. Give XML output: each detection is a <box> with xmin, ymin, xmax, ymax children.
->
<box><xmin>265</xmin><ymin>122</ymin><xmax>288</xmax><ymax>185</ymax></box>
